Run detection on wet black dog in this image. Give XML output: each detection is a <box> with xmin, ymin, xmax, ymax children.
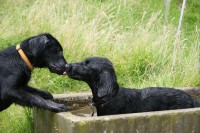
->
<box><xmin>65</xmin><ymin>57</ymin><xmax>200</xmax><ymax>116</ymax></box>
<box><xmin>0</xmin><ymin>33</ymin><xmax>68</xmax><ymax>112</ymax></box>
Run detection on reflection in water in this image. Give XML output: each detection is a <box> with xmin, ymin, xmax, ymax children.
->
<box><xmin>71</xmin><ymin>105</ymin><xmax>97</xmax><ymax>117</ymax></box>
<box><xmin>53</xmin><ymin>97</ymin><xmax>97</xmax><ymax>117</ymax></box>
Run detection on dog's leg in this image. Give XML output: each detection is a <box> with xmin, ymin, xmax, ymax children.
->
<box><xmin>22</xmin><ymin>86</ymin><xmax>53</xmax><ymax>99</ymax></box>
<box><xmin>2</xmin><ymin>89</ymin><xmax>68</xmax><ymax>112</ymax></box>
<box><xmin>0</xmin><ymin>100</ymin><xmax>12</xmax><ymax>112</ymax></box>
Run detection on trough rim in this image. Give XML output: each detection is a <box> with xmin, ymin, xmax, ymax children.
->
<box><xmin>55</xmin><ymin>107</ymin><xmax>200</xmax><ymax>123</ymax></box>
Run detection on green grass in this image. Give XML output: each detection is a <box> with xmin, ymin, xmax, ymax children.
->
<box><xmin>0</xmin><ymin>106</ymin><xmax>33</xmax><ymax>133</ymax></box>
<box><xmin>0</xmin><ymin>0</ymin><xmax>199</xmax><ymax>132</ymax></box>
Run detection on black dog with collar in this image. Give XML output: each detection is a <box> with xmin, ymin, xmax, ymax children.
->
<box><xmin>0</xmin><ymin>33</ymin><xmax>68</xmax><ymax>112</ymax></box>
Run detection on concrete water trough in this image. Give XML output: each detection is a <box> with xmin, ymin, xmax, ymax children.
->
<box><xmin>33</xmin><ymin>88</ymin><xmax>200</xmax><ymax>133</ymax></box>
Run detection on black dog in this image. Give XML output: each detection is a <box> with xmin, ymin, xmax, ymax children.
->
<box><xmin>0</xmin><ymin>33</ymin><xmax>68</xmax><ymax>112</ymax></box>
<box><xmin>65</xmin><ymin>57</ymin><xmax>200</xmax><ymax>116</ymax></box>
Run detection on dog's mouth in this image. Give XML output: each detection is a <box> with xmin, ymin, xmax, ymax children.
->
<box><xmin>63</xmin><ymin>71</ymin><xmax>67</xmax><ymax>75</ymax></box>
<box><xmin>49</xmin><ymin>64</ymin><xmax>66</xmax><ymax>75</ymax></box>
<box><xmin>65</xmin><ymin>69</ymin><xmax>83</xmax><ymax>80</ymax></box>
<box><xmin>64</xmin><ymin>64</ymin><xmax>87</xmax><ymax>80</ymax></box>
<box><xmin>66</xmin><ymin>71</ymin><xmax>80</xmax><ymax>79</ymax></box>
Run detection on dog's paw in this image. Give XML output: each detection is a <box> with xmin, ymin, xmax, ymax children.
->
<box><xmin>50</xmin><ymin>104</ymin><xmax>68</xmax><ymax>112</ymax></box>
<box><xmin>46</xmin><ymin>100</ymin><xmax>68</xmax><ymax>112</ymax></box>
<box><xmin>56</xmin><ymin>103</ymin><xmax>69</xmax><ymax>112</ymax></box>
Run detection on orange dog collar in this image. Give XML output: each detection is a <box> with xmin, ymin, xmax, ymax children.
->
<box><xmin>16</xmin><ymin>44</ymin><xmax>33</xmax><ymax>71</ymax></box>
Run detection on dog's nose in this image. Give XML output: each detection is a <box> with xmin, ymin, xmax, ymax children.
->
<box><xmin>65</xmin><ymin>64</ymin><xmax>72</xmax><ymax>71</ymax></box>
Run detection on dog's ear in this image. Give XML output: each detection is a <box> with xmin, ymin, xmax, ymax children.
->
<box><xmin>97</xmin><ymin>71</ymin><xmax>117</xmax><ymax>98</ymax></box>
<box><xmin>28</xmin><ymin>35</ymin><xmax>49</xmax><ymax>57</ymax></box>
<box><xmin>29</xmin><ymin>35</ymin><xmax>49</xmax><ymax>45</ymax></box>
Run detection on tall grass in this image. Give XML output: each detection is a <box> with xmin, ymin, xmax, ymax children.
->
<box><xmin>0</xmin><ymin>0</ymin><xmax>199</xmax><ymax>132</ymax></box>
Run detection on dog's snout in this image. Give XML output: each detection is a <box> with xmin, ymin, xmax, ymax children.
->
<box><xmin>58</xmin><ymin>59</ymin><xmax>67</xmax><ymax>67</ymax></box>
<box><xmin>65</xmin><ymin>64</ymin><xmax>72</xmax><ymax>71</ymax></box>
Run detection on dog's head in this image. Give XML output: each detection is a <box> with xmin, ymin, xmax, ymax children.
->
<box><xmin>21</xmin><ymin>33</ymin><xmax>67</xmax><ymax>75</ymax></box>
<box><xmin>65</xmin><ymin>57</ymin><xmax>119</xmax><ymax>98</ymax></box>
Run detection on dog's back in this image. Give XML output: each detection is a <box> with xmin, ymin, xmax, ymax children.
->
<box><xmin>99</xmin><ymin>87</ymin><xmax>200</xmax><ymax>116</ymax></box>
<box><xmin>139</xmin><ymin>87</ymin><xmax>200</xmax><ymax>111</ymax></box>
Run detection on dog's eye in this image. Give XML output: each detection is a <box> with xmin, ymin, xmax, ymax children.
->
<box><xmin>85</xmin><ymin>60</ymin><xmax>90</xmax><ymax>66</ymax></box>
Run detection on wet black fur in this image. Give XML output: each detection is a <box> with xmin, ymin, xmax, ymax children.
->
<box><xmin>0</xmin><ymin>33</ymin><xmax>68</xmax><ymax>112</ymax></box>
<box><xmin>65</xmin><ymin>57</ymin><xmax>200</xmax><ymax>116</ymax></box>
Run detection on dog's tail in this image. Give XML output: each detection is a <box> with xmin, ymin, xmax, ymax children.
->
<box><xmin>183</xmin><ymin>88</ymin><xmax>200</xmax><ymax>107</ymax></box>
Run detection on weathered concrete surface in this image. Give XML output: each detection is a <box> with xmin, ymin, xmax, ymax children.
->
<box><xmin>33</xmin><ymin>90</ymin><xmax>200</xmax><ymax>133</ymax></box>
<box><xmin>34</xmin><ymin>107</ymin><xmax>200</xmax><ymax>133</ymax></box>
